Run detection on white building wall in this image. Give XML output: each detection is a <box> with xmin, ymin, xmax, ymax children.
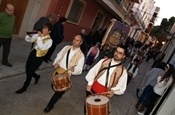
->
<box><xmin>18</xmin><ymin>0</ymin><xmax>51</xmax><ymax>37</ymax></box>
<box><xmin>163</xmin><ymin>39</ymin><xmax>175</xmax><ymax>62</ymax></box>
<box><xmin>132</xmin><ymin>0</ymin><xmax>155</xmax><ymax>30</ymax></box>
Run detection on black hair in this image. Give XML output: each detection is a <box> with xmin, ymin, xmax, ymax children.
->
<box><xmin>157</xmin><ymin>62</ymin><xmax>167</xmax><ymax>70</ymax></box>
<box><xmin>117</xmin><ymin>44</ymin><xmax>128</xmax><ymax>55</ymax></box>
<box><xmin>160</xmin><ymin>64</ymin><xmax>175</xmax><ymax>83</ymax></box>
<box><xmin>42</xmin><ymin>23</ymin><xmax>53</xmax><ymax>32</ymax></box>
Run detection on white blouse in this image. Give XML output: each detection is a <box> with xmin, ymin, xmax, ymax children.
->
<box><xmin>25</xmin><ymin>34</ymin><xmax>52</xmax><ymax>51</ymax></box>
<box><xmin>154</xmin><ymin>76</ymin><xmax>173</xmax><ymax>96</ymax></box>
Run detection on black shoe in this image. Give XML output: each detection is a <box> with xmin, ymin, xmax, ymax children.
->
<box><xmin>2</xmin><ymin>62</ymin><xmax>12</xmax><ymax>67</ymax></box>
<box><xmin>15</xmin><ymin>88</ymin><xmax>26</xmax><ymax>94</ymax></box>
<box><xmin>34</xmin><ymin>75</ymin><xmax>40</xmax><ymax>84</ymax></box>
<box><xmin>43</xmin><ymin>106</ymin><xmax>53</xmax><ymax>113</ymax></box>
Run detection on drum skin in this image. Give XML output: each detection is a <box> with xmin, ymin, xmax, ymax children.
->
<box><xmin>86</xmin><ymin>95</ymin><xmax>109</xmax><ymax>115</ymax></box>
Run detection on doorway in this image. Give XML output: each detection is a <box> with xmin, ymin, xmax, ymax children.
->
<box><xmin>91</xmin><ymin>11</ymin><xmax>104</xmax><ymax>33</ymax></box>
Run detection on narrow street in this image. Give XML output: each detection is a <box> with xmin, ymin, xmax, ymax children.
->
<box><xmin>0</xmin><ymin>54</ymin><xmax>153</xmax><ymax>115</ymax></box>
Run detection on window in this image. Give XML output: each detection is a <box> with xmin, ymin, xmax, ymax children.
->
<box><xmin>123</xmin><ymin>0</ymin><xmax>132</xmax><ymax>11</ymax></box>
<box><xmin>67</xmin><ymin>0</ymin><xmax>86</xmax><ymax>24</ymax></box>
<box><xmin>115</xmin><ymin>0</ymin><xmax>124</xmax><ymax>4</ymax></box>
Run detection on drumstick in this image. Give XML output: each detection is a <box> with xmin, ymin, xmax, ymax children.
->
<box><xmin>90</xmin><ymin>91</ymin><xmax>95</xmax><ymax>95</ymax></box>
<box><xmin>59</xmin><ymin>65</ymin><xmax>77</xmax><ymax>75</ymax></box>
<box><xmin>100</xmin><ymin>89</ymin><xmax>120</xmax><ymax>95</ymax></box>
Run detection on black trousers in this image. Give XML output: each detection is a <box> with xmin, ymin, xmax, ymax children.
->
<box><xmin>23</xmin><ymin>49</ymin><xmax>43</xmax><ymax>89</ymax></box>
<box><xmin>144</xmin><ymin>92</ymin><xmax>160</xmax><ymax>115</ymax></box>
<box><xmin>0</xmin><ymin>38</ymin><xmax>12</xmax><ymax>63</ymax></box>
<box><xmin>47</xmin><ymin>91</ymin><xmax>65</xmax><ymax>107</ymax></box>
<box><xmin>44</xmin><ymin>43</ymin><xmax>57</xmax><ymax>60</ymax></box>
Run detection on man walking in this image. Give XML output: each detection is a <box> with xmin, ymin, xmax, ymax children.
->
<box><xmin>43</xmin><ymin>34</ymin><xmax>85</xmax><ymax>113</ymax></box>
<box><xmin>84</xmin><ymin>45</ymin><xmax>128</xmax><ymax>114</ymax></box>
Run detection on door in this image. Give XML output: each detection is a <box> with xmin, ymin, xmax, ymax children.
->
<box><xmin>0</xmin><ymin>0</ymin><xmax>29</xmax><ymax>34</ymax></box>
<box><xmin>91</xmin><ymin>11</ymin><xmax>104</xmax><ymax>33</ymax></box>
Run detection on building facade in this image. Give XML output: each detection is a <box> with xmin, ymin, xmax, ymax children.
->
<box><xmin>0</xmin><ymin>0</ymin><xmax>140</xmax><ymax>41</ymax></box>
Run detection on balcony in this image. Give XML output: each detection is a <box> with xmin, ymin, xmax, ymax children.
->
<box><xmin>130</xmin><ymin>10</ymin><xmax>144</xmax><ymax>29</ymax></box>
<box><xmin>95</xmin><ymin>0</ymin><xmax>133</xmax><ymax>23</ymax></box>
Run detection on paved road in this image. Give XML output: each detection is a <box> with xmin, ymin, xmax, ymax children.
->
<box><xmin>0</xmin><ymin>38</ymin><xmax>154</xmax><ymax>115</ymax></box>
<box><xmin>0</xmin><ymin>60</ymin><xmax>153</xmax><ymax>115</ymax></box>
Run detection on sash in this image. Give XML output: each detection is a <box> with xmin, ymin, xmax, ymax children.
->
<box><xmin>66</xmin><ymin>49</ymin><xmax>71</xmax><ymax>69</ymax></box>
<box><xmin>91</xmin><ymin>81</ymin><xmax>108</xmax><ymax>93</ymax></box>
<box><xmin>32</xmin><ymin>35</ymin><xmax>51</xmax><ymax>57</ymax></box>
<box><xmin>92</xmin><ymin>61</ymin><xmax>122</xmax><ymax>93</ymax></box>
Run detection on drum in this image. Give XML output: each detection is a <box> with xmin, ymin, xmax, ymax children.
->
<box><xmin>86</xmin><ymin>95</ymin><xmax>109</xmax><ymax>115</ymax></box>
<box><xmin>51</xmin><ymin>67</ymin><xmax>72</xmax><ymax>92</ymax></box>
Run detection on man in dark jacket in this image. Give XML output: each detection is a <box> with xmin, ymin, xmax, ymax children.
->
<box><xmin>30</xmin><ymin>14</ymin><xmax>57</xmax><ymax>49</ymax></box>
<box><xmin>33</xmin><ymin>14</ymin><xmax>58</xmax><ymax>31</ymax></box>
<box><xmin>43</xmin><ymin>17</ymin><xmax>67</xmax><ymax>63</ymax></box>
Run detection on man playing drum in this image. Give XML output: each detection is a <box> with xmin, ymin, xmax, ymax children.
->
<box><xmin>85</xmin><ymin>44</ymin><xmax>128</xmax><ymax>115</ymax></box>
<box><xmin>43</xmin><ymin>34</ymin><xmax>85</xmax><ymax>113</ymax></box>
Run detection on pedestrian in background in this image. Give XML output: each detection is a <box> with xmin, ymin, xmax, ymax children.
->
<box><xmin>0</xmin><ymin>4</ymin><xmax>15</xmax><ymax>67</ymax></box>
<box><xmin>135</xmin><ymin>62</ymin><xmax>167</xmax><ymax>112</ymax></box>
<box><xmin>127</xmin><ymin>58</ymin><xmax>139</xmax><ymax>85</ymax></box>
<box><xmin>30</xmin><ymin>14</ymin><xmax>58</xmax><ymax>49</ymax></box>
<box><xmin>43</xmin><ymin>17</ymin><xmax>67</xmax><ymax>63</ymax></box>
<box><xmin>138</xmin><ymin>64</ymin><xmax>175</xmax><ymax>115</ymax></box>
<box><xmin>83</xmin><ymin>42</ymin><xmax>100</xmax><ymax>71</ymax></box>
<box><xmin>33</xmin><ymin>14</ymin><xmax>58</xmax><ymax>32</ymax></box>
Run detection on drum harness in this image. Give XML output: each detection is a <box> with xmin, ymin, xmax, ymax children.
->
<box><xmin>91</xmin><ymin>60</ymin><xmax>122</xmax><ymax>95</ymax></box>
<box><xmin>105</xmin><ymin>61</ymin><xmax>122</xmax><ymax>87</ymax></box>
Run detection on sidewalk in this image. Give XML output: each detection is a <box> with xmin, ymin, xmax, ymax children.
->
<box><xmin>0</xmin><ymin>38</ymin><xmax>70</xmax><ymax>80</ymax></box>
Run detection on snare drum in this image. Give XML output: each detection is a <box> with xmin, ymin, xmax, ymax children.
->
<box><xmin>86</xmin><ymin>95</ymin><xmax>109</xmax><ymax>115</ymax></box>
<box><xmin>51</xmin><ymin>67</ymin><xmax>72</xmax><ymax>92</ymax></box>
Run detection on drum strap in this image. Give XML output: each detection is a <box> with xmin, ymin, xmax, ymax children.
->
<box><xmin>105</xmin><ymin>61</ymin><xmax>122</xmax><ymax>87</ymax></box>
<box><xmin>66</xmin><ymin>49</ymin><xmax>71</xmax><ymax>69</ymax></box>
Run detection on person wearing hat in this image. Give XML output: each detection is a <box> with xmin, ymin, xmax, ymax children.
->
<box><xmin>43</xmin><ymin>17</ymin><xmax>67</xmax><ymax>63</ymax></box>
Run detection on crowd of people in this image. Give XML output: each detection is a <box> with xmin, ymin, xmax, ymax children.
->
<box><xmin>1</xmin><ymin>3</ymin><xmax>175</xmax><ymax>115</ymax></box>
